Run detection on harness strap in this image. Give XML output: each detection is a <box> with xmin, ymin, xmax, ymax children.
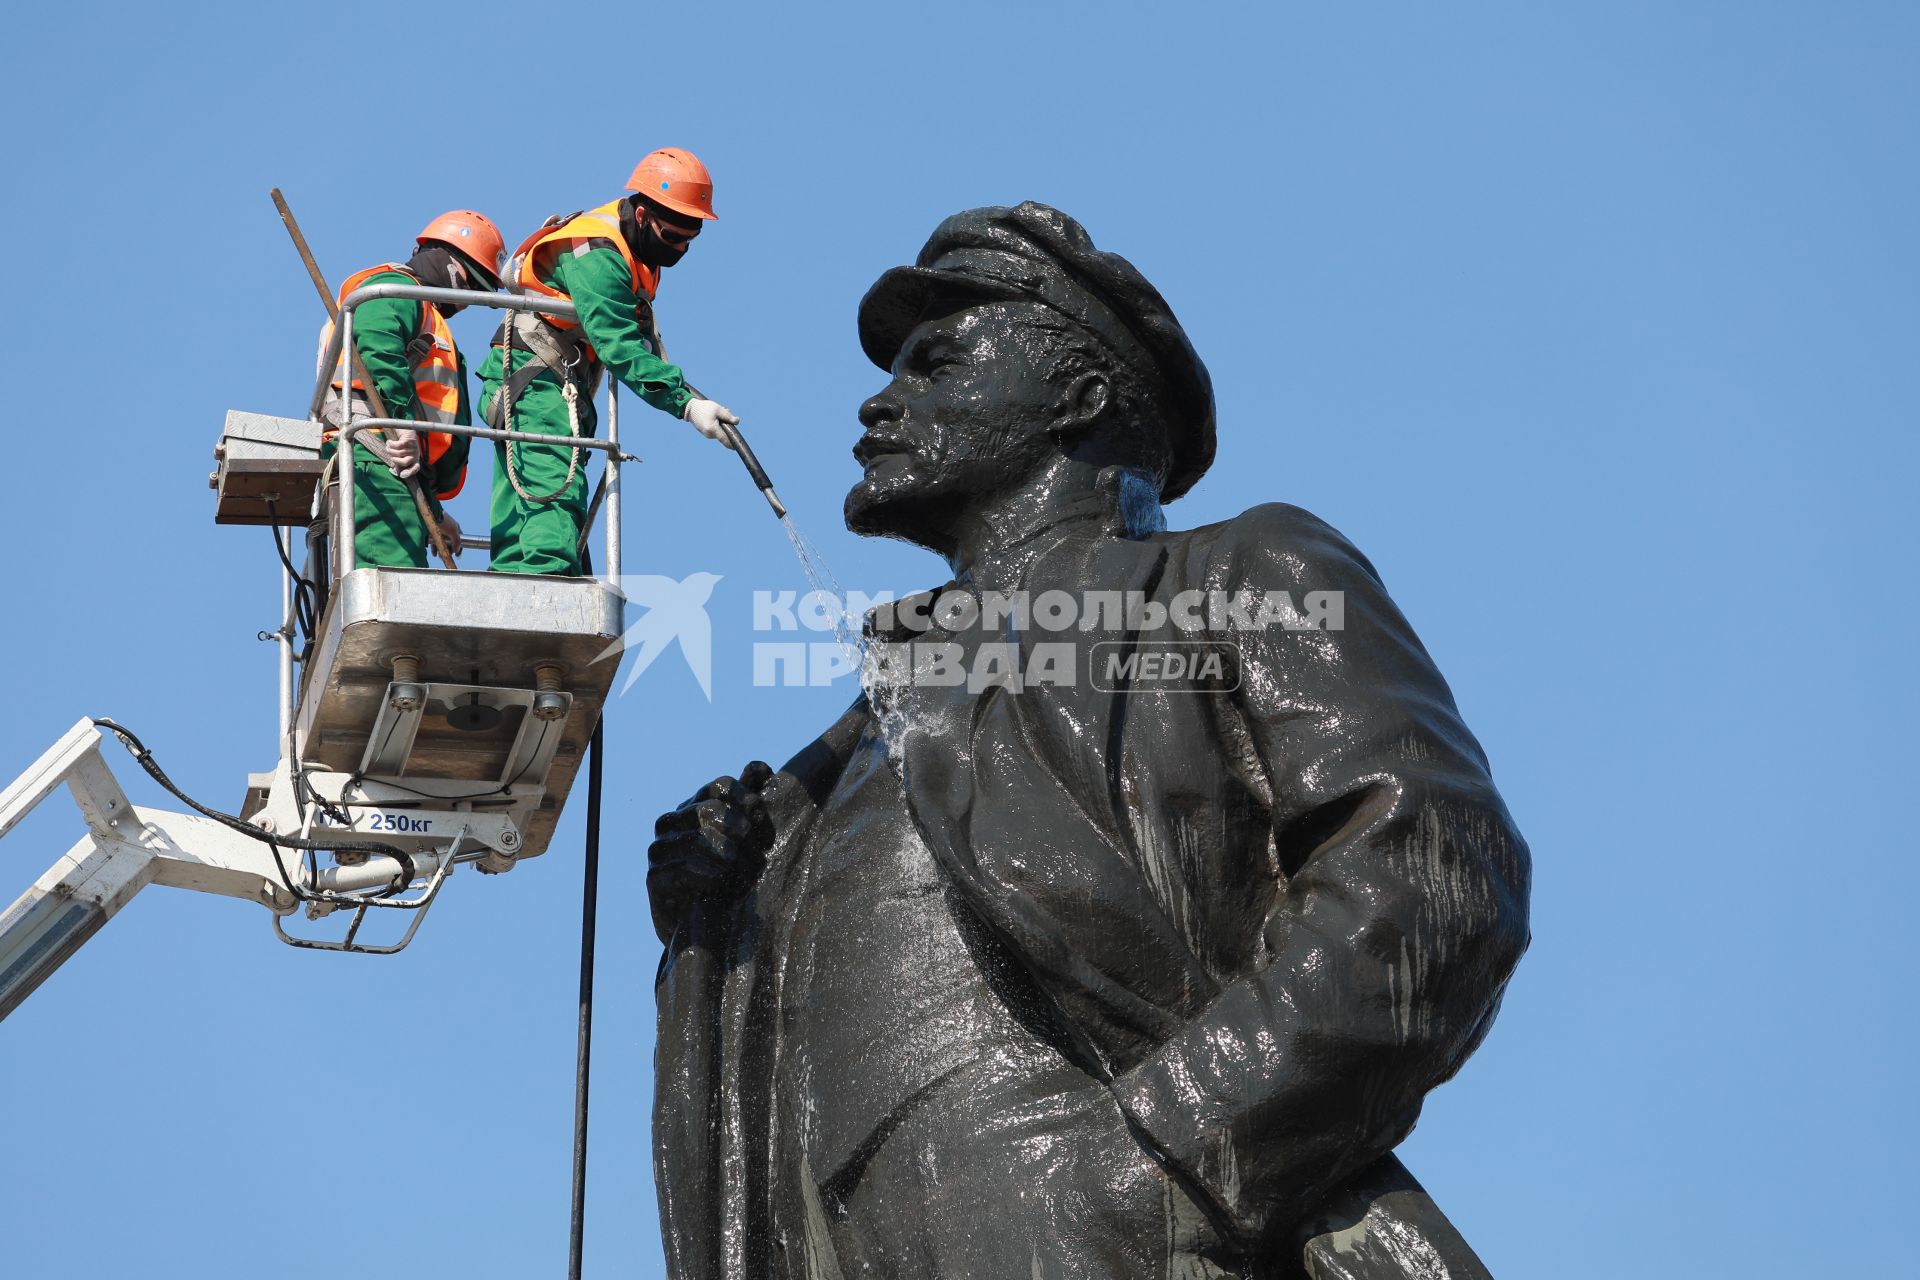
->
<box><xmin>483</xmin><ymin>313</ymin><xmax>601</xmax><ymax>427</ymax></box>
<box><xmin>489</xmin><ymin>313</ymin><xmax>595</xmax><ymax>508</ymax></box>
<box><xmin>517</xmin><ymin>310</ymin><xmax>594</xmax><ymax>380</ymax></box>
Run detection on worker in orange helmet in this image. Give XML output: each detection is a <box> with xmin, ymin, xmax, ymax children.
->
<box><xmin>320</xmin><ymin>210</ymin><xmax>506</xmax><ymax>567</ymax></box>
<box><xmin>480</xmin><ymin>149</ymin><xmax>738</xmax><ymax>575</ymax></box>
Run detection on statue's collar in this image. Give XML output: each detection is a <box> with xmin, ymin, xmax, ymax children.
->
<box><xmin>963</xmin><ymin>465</ymin><xmax>1166</xmax><ymax>583</ymax></box>
<box><xmin>870</xmin><ymin>468</ymin><xmax>1167</xmax><ymax>640</ymax></box>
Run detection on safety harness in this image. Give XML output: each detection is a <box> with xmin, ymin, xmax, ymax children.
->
<box><xmin>484</xmin><ymin>312</ymin><xmax>602</xmax><ymax>505</ymax></box>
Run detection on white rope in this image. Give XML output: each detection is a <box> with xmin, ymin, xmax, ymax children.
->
<box><xmin>499</xmin><ymin>317</ymin><xmax>583</xmax><ymax>506</ymax></box>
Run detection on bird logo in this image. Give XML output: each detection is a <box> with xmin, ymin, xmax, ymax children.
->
<box><xmin>591</xmin><ymin>572</ymin><xmax>722</xmax><ymax>700</ymax></box>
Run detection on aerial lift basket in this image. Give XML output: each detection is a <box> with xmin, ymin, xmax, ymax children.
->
<box><xmin>1</xmin><ymin>280</ymin><xmax>633</xmax><ymax>1007</ymax></box>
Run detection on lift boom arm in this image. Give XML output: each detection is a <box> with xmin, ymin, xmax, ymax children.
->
<box><xmin>0</xmin><ymin>720</ymin><xmax>296</xmax><ymax>1022</ymax></box>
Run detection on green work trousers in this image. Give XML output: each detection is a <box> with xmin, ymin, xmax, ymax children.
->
<box><xmin>323</xmin><ymin>440</ymin><xmax>440</xmax><ymax>570</ymax></box>
<box><xmin>485</xmin><ymin>376</ymin><xmax>596</xmax><ymax>576</ymax></box>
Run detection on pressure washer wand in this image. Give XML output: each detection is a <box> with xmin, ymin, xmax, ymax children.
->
<box><xmin>716</xmin><ymin>420</ymin><xmax>787</xmax><ymax>519</ymax></box>
<box><xmin>679</xmin><ymin>368</ymin><xmax>786</xmax><ymax>518</ymax></box>
<box><xmin>650</xmin><ymin>320</ymin><xmax>786</xmax><ymax>519</ymax></box>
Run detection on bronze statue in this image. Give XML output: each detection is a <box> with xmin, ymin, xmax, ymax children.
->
<box><xmin>648</xmin><ymin>203</ymin><xmax>1531</xmax><ymax>1279</ymax></box>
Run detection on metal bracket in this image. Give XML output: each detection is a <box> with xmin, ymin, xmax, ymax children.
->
<box><xmin>270</xmin><ymin>836</ymin><xmax>464</xmax><ymax>955</ymax></box>
<box><xmin>355</xmin><ymin>680</ymin><xmax>572</xmax><ymax>792</ymax></box>
<box><xmin>358</xmin><ymin>681</ymin><xmax>428</xmax><ymax>776</ymax></box>
<box><xmin>499</xmin><ymin>691</ymin><xmax>572</xmax><ymax>788</ymax></box>
<box><xmin>1</xmin><ymin>720</ymin><xmax>134</xmax><ymax>845</ymax></box>
<box><xmin>291</xmin><ymin>772</ymin><xmax>524</xmax><ymax>856</ymax></box>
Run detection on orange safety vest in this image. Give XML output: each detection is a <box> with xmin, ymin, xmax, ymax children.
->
<box><xmin>506</xmin><ymin>201</ymin><xmax>660</xmax><ymax>362</ymax></box>
<box><xmin>320</xmin><ymin>264</ymin><xmax>467</xmax><ymax>500</ymax></box>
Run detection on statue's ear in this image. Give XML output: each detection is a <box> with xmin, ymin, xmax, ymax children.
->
<box><xmin>1052</xmin><ymin>371</ymin><xmax>1111</xmax><ymax>436</ymax></box>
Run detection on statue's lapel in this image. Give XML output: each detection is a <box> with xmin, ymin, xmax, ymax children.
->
<box><xmin>888</xmin><ymin>528</ymin><xmax>1215</xmax><ymax>1071</ymax></box>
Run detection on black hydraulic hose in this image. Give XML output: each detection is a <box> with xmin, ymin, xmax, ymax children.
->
<box><xmin>568</xmin><ymin>719</ymin><xmax>605</xmax><ymax>1280</ymax></box>
<box><xmin>303</xmin><ymin>514</ymin><xmax>331</xmax><ymax>658</ymax></box>
<box><xmin>263</xmin><ymin>500</ymin><xmax>319</xmax><ymax>646</ymax></box>
<box><xmin>90</xmin><ymin>718</ymin><xmax>416</xmax><ymax>891</ymax></box>
<box><xmin>679</xmin><ymin>374</ymin><xmax>786</xmax><ymax>518</ymax></box>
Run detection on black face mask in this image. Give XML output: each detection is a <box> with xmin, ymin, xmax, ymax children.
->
<box><xmin>406</xmin><ymin>245</ymin><xmax>470</xmax><ymax>313</ymax></box>
<box><xmin>636</xmin><ymin>221</ymin><xmax>692</xmax><ymax>268</ymax></box>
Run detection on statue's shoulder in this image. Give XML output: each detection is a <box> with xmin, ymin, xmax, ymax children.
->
<box><xmin>1166</xmin><ymin>502</ymin><xmax>1386</xmax><ymax>594</ymax></box>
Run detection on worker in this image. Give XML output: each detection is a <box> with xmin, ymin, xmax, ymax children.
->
<box><xmin>320</xmin><ymin>210</ymin><xmax>506</xmax><ymax>569</ymax></box>
<box><xmin>481</xmin><ymin>148</ymin><xmax>739</xmax><ymax>576</ymax></box>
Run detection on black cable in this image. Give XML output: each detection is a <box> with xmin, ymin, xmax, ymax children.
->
<box><xmin>91</xmin><ymin>718</ymin><xmax>416</xmax><ymax>891</ymax></box>
<box><xmin>567</xmin><ymin>718</ymin><xmax>604</xmax><ymax>1280</ymax></box>
<box><xmin>296</xmin><ymin>762</ymin><xmax>354</xmax><ymax>828</ymax></box>
<box><xmin>264</xmin><ymin>500</ymin><xmax>319</xmax><ymax>647</ymax></box>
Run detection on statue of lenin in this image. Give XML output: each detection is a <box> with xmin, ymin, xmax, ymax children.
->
<box><xmin>648</xmin><ymin>202</ymin><xmax>1531</xmax><ymax>1280</ymax></box>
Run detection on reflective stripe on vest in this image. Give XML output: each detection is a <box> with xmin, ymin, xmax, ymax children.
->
<box><xmin>505</xmin><ymin>202</ymin><xmax>659</xmax><ymax>361</ymax></box>
<box><xmin>319</xmin><ymin>263</ymin><xmax>466</xmax><ymax>499</ymax></box>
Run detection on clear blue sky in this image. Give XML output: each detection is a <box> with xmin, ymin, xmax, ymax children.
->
<box><xmin>2</xmin><ymin>3</ymin><xmax>1913</xmax><ymax>1275</ymax></box>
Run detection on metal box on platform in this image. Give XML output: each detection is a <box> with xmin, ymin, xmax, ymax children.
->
<box><xmin>212</xmin><ymin>410</ymin><xmax>324</xmax><ymax>526</ymax></box>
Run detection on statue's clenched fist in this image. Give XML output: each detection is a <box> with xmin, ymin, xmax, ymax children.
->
<box><xmin>648</xmin><ymin>761</ymin><xmax>775</xmax><ymax>943</ymax></box>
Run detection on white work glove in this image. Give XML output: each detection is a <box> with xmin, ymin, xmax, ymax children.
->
<box><xmin>381</xmin><ymin>427</ymin><xmax>423</xmax><ymax>479</ymax></box>
<box><xmin>683</xmin><ymin>398</ymin><xmax>741</xmax><ymax>451</ymax></box>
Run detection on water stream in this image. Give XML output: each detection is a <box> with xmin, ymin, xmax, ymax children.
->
<box><xmin>776</xmin><ymin>512</ymin><xmax>912</xmax><ymax>763</ymax></box>
<box><xmin>778</xmin><ymin>513</ymin><xmax>859</xmax><ymax>662</ymax></box>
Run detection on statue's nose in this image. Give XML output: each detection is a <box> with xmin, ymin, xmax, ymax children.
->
<box><xmin>858</xmin><ymin>393</ymin><xmax>901</xmax><ymax>430</ymax></box>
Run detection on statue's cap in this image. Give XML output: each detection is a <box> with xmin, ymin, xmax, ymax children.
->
<box><xmin>857</xmin><ymin>202</ymin><xmax>1215</xmax><ymax>502</ymax></box>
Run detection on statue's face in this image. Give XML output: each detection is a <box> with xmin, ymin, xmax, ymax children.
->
<box><xmin>846</xmin><ymin>301</ymin><xmax>1063</xmax><ymax>550</ymax></box>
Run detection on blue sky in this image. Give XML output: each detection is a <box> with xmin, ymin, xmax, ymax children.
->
<box><xmin>1</xmin><ymin>2</ymin><xmax>1913</xmax><ymax>1275</ymax></box>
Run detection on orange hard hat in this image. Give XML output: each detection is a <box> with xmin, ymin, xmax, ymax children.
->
<box><xmin>626</xmin><ymin>148</ymin><xmax>718</xmax><ymax>221</ymax></box>
<box><xmin>417</xmin><ymin>209</ymin><xmax>506</xmax><ymax>287</ymax></box>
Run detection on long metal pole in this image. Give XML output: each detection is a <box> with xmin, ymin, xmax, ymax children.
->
<box><xmin>277</xmin><ymin>560</ymin><xmax>294</xmax><ymax>754</ymax></box>
<box><xmin>568</xmin><ymin>721</ymin><xmax>605</xmax><ymax>1280</ymax></box>
<box><xmin>339</xmin><ymin>308</ymin><xmax>358</xmax><ymax>572</ymax></box>
<box><xmin>605</xmin><ymin>384</ymin><xmax>621</xmax><ymax>583</ymax></box>
<box><xmin>345</xmin><ymin>417</ymin><xmax>627</xmax><ymax>454</ymax></box>
<box><xmin>269</xmin><ymin>188</ymin><xmax>459</xmax><ymax>570</ymax></box>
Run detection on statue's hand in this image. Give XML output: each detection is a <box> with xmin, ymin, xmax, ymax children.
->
<box><xmin>647</xmin><ymin>760</ymin><xmax>776</xmax><ymax>943</ymax></box>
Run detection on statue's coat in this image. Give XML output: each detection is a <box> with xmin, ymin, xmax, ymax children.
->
<box><xmin>654</xmin><ymin>499</ymin><xmax>1529</xmax><ymax>1279</ymax></box>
